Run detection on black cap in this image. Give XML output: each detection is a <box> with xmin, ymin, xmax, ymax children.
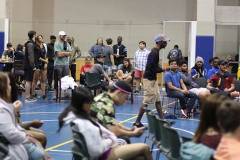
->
<box><xmin>219</xmin><ymin>60</ymin><xmax>228</xmax><ymax>66</ymax></box>
<box><xmin>113</xmin><ymin>80</ymin><xmax>132</xmax><ymax>94</ymax></box>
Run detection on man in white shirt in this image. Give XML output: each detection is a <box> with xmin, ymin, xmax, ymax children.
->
<box><xmin>134</xmin><ymin>41</ymin><xmax>150</xmax><ymax>92</ymax></box>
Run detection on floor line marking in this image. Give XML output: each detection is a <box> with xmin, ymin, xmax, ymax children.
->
<box><xmin>172</xmin><ymin>127</ymin><xmax>195</xmax><ymax>135</ymax></box>
<box><xmin>48</xmin><ymin>149</ymin><xmax>72</xmax><ymax>153</ymax></box>
<box><xmin>45</xmin><ymin>101</ymin><xmax>177</xmax><ymax>151</ymax></box>
<box><xmin>45</xmin><ymin>140</ymin><xmax>73</xmax><ymax>152</ymax></box>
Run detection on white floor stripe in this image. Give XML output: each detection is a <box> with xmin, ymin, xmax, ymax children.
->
<box><xmin>172</xmin><ymin>127</ymin><xmax>195</xmax><ymax>135</ymax></box>
<box><xmin>48</xmin><ymin>149</ymin><xmax>72</xmax><ymax>153</ymax></box>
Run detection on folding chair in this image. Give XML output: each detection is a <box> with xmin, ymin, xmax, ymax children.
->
<box><xmin>70</xmin><ymin>122</ymin><xmax>90</xmax><ymax>160</ymax></box>
<box><xmin>163</xmin><ymin>125</ymin><xmax>182</xmax><ymax>160</ymax></box>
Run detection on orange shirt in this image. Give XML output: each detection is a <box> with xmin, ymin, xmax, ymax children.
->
<box><xmin>215</xmin><ymin>136</ymin><xmax>240</xmax><ymax>160</ymax></box>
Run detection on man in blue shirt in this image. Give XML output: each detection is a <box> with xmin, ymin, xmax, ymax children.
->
<box><xmin>165</xmin><ymin>59</ymin><xmax>198</xmax><ymax>118</ymax></box>
<box><xmin>207</xmin><ymin>57</ymin><xmax>220</xmax><ymax>79</ymax></box>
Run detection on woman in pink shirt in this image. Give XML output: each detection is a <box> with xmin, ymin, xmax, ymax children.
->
<box><xmin>214</xmin><ymin>100</ymin><xmax>240</xmax><ymax>160</ymax></box>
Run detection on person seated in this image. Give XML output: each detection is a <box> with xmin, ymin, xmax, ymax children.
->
<box><xmin>214</xmin><ymin>100</ymin><xmax>240</xmax><ymax>160</ymax></box>
<box><xmin>87</xmin><ymin>54</ymin><xmax>112</xmax><ymax>84</ymax></box>
<box><xmin>207</xmin><ymin>60</ymin><xmax>235</xmax><ymax>96</ymax></box>
<box><xmin>90</xmin><ymin>81</ymin><xmax>144</xmax><ymax>139</ymax></box>
<box><xmin>14</xmin><ymin>44</ymin><xmax>25</xmax><ymax>61</ymax></box>
<box><xmin>58</xmin><ymin>87</ymin><xmax>152</xmax><ymax>160</ymax></box>
<box><xmin>191</xmin><ymin>56</ymin><xmax>207</xmax><ymax>80</ymax></box>
<box><xmin>80</xmin><ymin>56</ymin><xmax>93</xmax><ymax>85</ymax></box>
<box><xmin>2</xmin><ymin>42</ymin><xmax>14</xmax><ymax>72</ymax></box>
<box><xmin>179</xmin><ymin>61</ymin><xmax>209</xmax><ymax>97</ymax></box>
<box><xmin>116</xmin><ymin>58</ymin><xmax>133</xmax><ymax>83</ymax></box>
<box><xmin>164</xmin><ymin>59</ymin><xmax>198</xmax><ymax>118</ymax></box>
<box><xmin>193</xmin><ymin>94</ymin><xmax>229</xmax><ymax>150</ymax></box>
<box><xmin>207</xmin><ymin>57</ymin><xmax>220</xmax><ymax>80</ymax></box>
<box><xmin>0</xmin><ymin>72</ymin><xmax>49</xmax><ymax>160</ymax></box>
<box><xmin>8</xmin><ymin>72</ymin><xmax>47</xmax><ymax>148</ymax></box>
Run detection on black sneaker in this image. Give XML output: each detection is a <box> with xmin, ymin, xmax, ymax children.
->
<box><xmin>133</xmin><ymin>122</ymin><xmax>144</xmax><ymax>128</ymax></box>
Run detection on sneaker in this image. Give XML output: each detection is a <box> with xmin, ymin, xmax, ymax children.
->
<box><xmin>25</xmin><ymin>97</ymin><xmax>37</xmax><ymax>103</ymax></box>
<box><xmin>133</xmin><ymin>122</ymin><xmax>144</xmax><ymax>128</ymax></box>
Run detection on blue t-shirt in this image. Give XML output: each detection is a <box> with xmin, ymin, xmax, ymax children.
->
<box><xmin>207</xmin><ymin>67</ymin><xmax>219</xmax><ymax>79</ymax></box>
<box><xmin>164</xmin><ymin>71</ymin><xmax>182</xmax><ymax>91</ymax></box>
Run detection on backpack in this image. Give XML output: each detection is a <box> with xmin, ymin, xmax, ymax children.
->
<box><xmin>180</xmin><ymin>141</ymin><xmax>214</xmax><ymax>160</ymax></box>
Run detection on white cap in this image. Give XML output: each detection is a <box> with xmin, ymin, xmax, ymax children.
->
<box><xmin>59</xmin><ymin>31</ymin><xmax>66</xmax><ymax>36</ymax></box>
<box><xmin>154</xmin><ymin>34</ymin><xmax>170</xmax><ymax>43</ymax></box>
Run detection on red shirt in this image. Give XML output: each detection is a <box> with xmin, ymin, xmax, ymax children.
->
<box><xmin>80</xmin><ymin>64</ymin><xmax>93</xmax><ymax>74</ymax></box>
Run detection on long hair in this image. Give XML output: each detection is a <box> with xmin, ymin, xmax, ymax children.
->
<box><xmin>0</xmin><ymin>72</ymin><xmax>11</xmax><ymax>102</ymax></box>
<box><xmin>193</xmin><ymin>94</ymin><xmax>229</xmax><ymax>143</ymax></box>
<box><xmin>58</xmin><ymin>87</ymin><xmax>102</xmax><ymax>135</ymax></box>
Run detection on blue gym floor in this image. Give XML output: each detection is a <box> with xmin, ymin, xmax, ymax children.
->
<box><xmin>20</xmin><ymin>93</ymin><xmax>199</xmax><ymax>160</ymax></box>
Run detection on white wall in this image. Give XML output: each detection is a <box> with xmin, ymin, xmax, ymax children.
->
<box><xmin>8</xmin><ymin>0</ymin><xmax>196</xmax><ymax>57</ymax></box>
<box><xmin>7</xmin><ymin>0</ymin><xmax>33</xmax><ymax>45</ymax></box>
<box><xmin>215</xmin><ymin>25</ymin><xmax>238</xmax><ymax>58</ymax></box>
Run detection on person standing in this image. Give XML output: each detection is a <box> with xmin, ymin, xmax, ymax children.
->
<box><xmin>113</xmin><ymin>36</ymin><xmax>127</xmax><ymax>67</ymax></box>
<box><xmin>54</xmin><ymin>31</ymin><xmax>72</xmax><ymax>96</ymax></box>
<box><xmin>133</xmin><ymin>34</ymin><xmax>169</xmax><ymax>127</ymax></box>
<box><xmin>24</xmin><ymin>30</ymin><xmax>37</xmax><ymax>102</ymax></box>
<box><xmin>103</xmin><ymin>38</ymin><xmax>115</xmax><ymax>67</ymax></box>
<box><xmin>167</xmin><ymin>44</ymin><xmax>183</xmax><ymax>64</ymax></box>
<box><xmin>32</xmin><ymin>35</ymin><xmax>48</xmax><ymax>99</ymax></box>
<box><xmin>67</xmin><ymin>36</ymin><xmax>81</xmax><ymax>81</ymax></box>
<box><xmin>89</xmin><ymin>37</ymin><xmax>105</xmax><ymax>60</ymax></box>
<box><xmin>134</xmin><ymin>41</ymin><xmax>150</xmax><ymax>92</ymax></box>
<box><xmin>47</xmin><ymin>35</ymin><xmax>56</xmax><ymax>90</ymax></box>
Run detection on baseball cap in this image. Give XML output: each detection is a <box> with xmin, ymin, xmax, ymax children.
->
<box><xmin>154</xmin><ymin>34</ymin><xmax>170</xmax><ymax>43</ymax></box>
<box><xmin>59</xmin><ymin>31</ymin><xmax>66</xmax><ymax>36</ymax></box>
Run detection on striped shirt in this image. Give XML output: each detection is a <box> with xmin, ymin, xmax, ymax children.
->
<box><xmin>134</xmin><ymin>48</ymin><xmax>150</xmax><ymax>71</ymax></box>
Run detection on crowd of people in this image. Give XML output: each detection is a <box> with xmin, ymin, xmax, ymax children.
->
<box><xmin>0</xmin><ymin>30</ymin><xmax>240</xmax><ymax>159</ymax></box>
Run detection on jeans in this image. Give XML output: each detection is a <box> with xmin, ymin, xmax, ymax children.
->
<box><xmin>168</xmin><ymin>91</ymin><xmax>198</xmax><ymax>113</ymax></box>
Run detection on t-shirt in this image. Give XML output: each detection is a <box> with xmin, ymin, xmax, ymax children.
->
<box><xmin>143</xmin><ymin>48</ymin><xmax>163</xmax><ymax>80</ymax></box>
<box><xmin>89</xmin><ymin>64</ymin><xmax>105</xmax><ymax>75</ymax></box>
<box><xmin>167</xmin><ymin>48</ymin><xmax>183</xmax><ymax>62</ymax></box>
<box><xmin>210</xmin><ymin>71</ymin><xmax>234</xmax><ymax>90</ymax></box>
<box><xmin>113</xmin><ymin>44</ymin><xmax>127</xmax><ymax>66</ymax></box>
<box><xmin>207</xmin><ymin>67</ymin><xmax>219</xmax><ymax>79</ymax></box>
<box><xmin>54</xmin><ymin>41</ymin><xmax>72</xmax><ymax>66</ymax></box>
<box><xmin>80</xmin><ymin>64</ymin><xmax>93</xmax><ymax>74</ymax></box>
<box><xmin>164</xmin><ymin>70</ymin><xmax>182</xmax><ymax>92</ymax></box>
<box><xmin>90</xmin><ymin>93</ymin><xmax>116</xmax><ymax>126</ymax></box>
<box><xmin>214</xmin><ymin>136</ymin><xmax>240</xmax><ymax>160</ymax></box>
<box><xmin>103</xmin><ymin>45</ymin><xmax>113</xmax><ymax>66</ymax></box>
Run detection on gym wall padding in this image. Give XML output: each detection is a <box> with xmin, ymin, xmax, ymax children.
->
<box><xmin>196</xmin><ymin>36</ymin><xmax>214</xmax><ymax>70</ymax></box>
<box><xmin>0</xmin><ymin>32</ymin><xmax>4</xmax><ymax>56</ymax></box>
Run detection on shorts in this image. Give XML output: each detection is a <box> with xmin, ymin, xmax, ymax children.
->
<box><xmin>142</xmin><ymin>79</ymin><xmax>160</xmax><ymax>104</ymax></box>
<box><xmin>134</xmin><ymin>69</ymin><xmax>143</xmax><ymax>79</ymax></box>
<box><xmin>24</xmin><ymin>66</ymin><xmax>34</xmax><ymax>81</ymax></box>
